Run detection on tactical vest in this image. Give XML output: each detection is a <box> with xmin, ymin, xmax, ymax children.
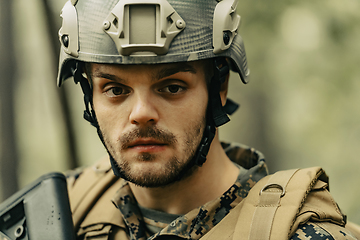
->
<box><xmin>67</xmin><ymin>156</ymin><xmax>360</xmax><ymax>239</ymax></box>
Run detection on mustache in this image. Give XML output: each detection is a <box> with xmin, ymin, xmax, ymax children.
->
<box><xmin>120</xmin><ymin>126</ymin><xmax>177</xmax><ymax>149</ymax></box>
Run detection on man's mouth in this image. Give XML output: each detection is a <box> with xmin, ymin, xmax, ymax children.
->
<box><xmin>127</xmin><ymin>138</ymin><xmax>168</xmax><ymax>152</ymax></box>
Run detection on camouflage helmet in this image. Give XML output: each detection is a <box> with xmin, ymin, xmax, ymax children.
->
<box><xmin>57</xmin><ymin>0</ymin><xmax>250</xmax><ymax>86</ymax></box>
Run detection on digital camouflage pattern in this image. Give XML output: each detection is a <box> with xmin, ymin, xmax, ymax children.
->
<box><xmin>291</xmin><ymin>222</ymin><xmax>357</xmax><ymax>240</ymax></box>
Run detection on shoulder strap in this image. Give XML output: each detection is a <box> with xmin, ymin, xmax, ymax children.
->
<box><xmin>67</xmin><ymin>156</ymin><xmax>119</xmax><ymax>231</ymax></box>
<box><xmin>234</xmin><ymin>167</ymin><xmax>346</xmax><ymax>239</ymax></box>
<box><xmin>248</xmin><ymin>168</ymin><xmax>299</xmax><ymax>239</ymax></box>
<box><xmin>201</xmin><ymin>167</ymin><xmax>346</xmax><ymax>240</ymax></box>
<box><xmin>233</xmin><ymin>167</ymin><xmax>347</xmax><ymax>240</ymax></box>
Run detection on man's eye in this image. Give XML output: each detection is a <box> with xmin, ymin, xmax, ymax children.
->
<box><xmin>111</xmin><ymin>87</ymin><xmax>124</xmax><ymax>95</ymax></box>
<box><xmin>105</xmin><ymin>86</ymin><xmax>129</xmax><ymax>97</ymax></box>
<box><xmin>161</xmin><ymin>85</ymin><xmax>185</xmax><ymax>94</ymax></box>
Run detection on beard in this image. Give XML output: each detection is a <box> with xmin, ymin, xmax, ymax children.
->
<box><xmin>98</xmin><ymin>120</ymin><xmax>205</xmax><ymax>188</ymax></box>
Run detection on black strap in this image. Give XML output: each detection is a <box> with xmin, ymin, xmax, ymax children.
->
<box><xmin>224</xmin><ymin>98</ymin><xmax>239</xmax><ymax>115</ymax></box>
<box><xmin>193</xmin><ymin>125</ymin><xmax>216</xmax><ymax>166</ymax></box>
<box><xmin>190</xmin><ymin>58</ymin><xmax>232</xmax><ymax>166</ymax></box>
<box><xmin>209</xmin><ymin>58</ymin><xmax>231</xmax><ymax>127</ymax></box>
<box><xmin>72</xmin><ymin>63</ymin><xmax>98</xmax><ymax>128</ymax></box>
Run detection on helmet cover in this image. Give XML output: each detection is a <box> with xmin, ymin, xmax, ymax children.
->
<box><xmin>57</xmin><ymin>0</ymin><xmax>250</xmax><ymax>86</ymax></box>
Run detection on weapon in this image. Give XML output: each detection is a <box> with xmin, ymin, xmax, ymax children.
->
<box><xmin>0</xmin><ymin>172</ymin><xmax>76</xmax><ymax>240</ymax></box>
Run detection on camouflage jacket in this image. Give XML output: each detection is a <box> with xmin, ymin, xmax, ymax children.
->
<box><xmin>67</xmin><ymin>143</ymin><xmax>358</xmax><ymax>240</ymax></box>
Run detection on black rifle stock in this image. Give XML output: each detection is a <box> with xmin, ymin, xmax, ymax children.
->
<box><xmin>0</xmin><ymin>172</ymin><xmax>76</xmax><ymax>240</ymax></box>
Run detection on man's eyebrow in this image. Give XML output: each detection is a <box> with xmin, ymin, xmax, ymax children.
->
<box><xmin>90</xmin><ymin>63</ymin><xmax>197</xmax><ymax>83</ymax></box>
<box><xmin>92</xmin><ymin>71</ymin><xmax>127</xmax><ymax>84</ymax></box>
<box><xmin>155</xmin><ymin>63</ymin><xmax>197</xmax><ymax>80</ymax></box>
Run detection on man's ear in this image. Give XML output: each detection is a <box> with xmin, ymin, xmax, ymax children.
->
<box><xmin>220</xmin><ymin>74</ymin><xmax>229</xmax><ymax>106</ymax></box>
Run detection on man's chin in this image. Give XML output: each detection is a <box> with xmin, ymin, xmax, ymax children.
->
<box><xmin>114</xmin><ymin>157</ymin><xmax>199</xmax><ymax>188</ymax></box>
<box><xmin>120</xmin><ymin>164</ymin><xmax>182</xmax><ymax>188</ymax></box>
<box><xmin>129</xmin><ymin>176</ymin><xmax>179</xmax><ymax>188</ymax></box>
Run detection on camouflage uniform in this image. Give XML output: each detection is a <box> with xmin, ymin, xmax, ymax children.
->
<box><xmin>68</xmin><ymin>142</ymin><xmax>358</xmax><ymax>239</ymax></box>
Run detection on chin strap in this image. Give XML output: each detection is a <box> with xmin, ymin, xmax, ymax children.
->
<box><xmin>72</xmin><ymin>62</ymin><xmax>125</xmax><ymax>178</ymax></box>
<box><xmin>191</xmin><ymin>57</ymin><xmax>236</xmax><ymax>167</ymax></box>
<box><xmin>209</xmin><ymin>58</ymin><xmax>231</xmax><ymax>127</ymax></box>
<box><xmin>72</xmin><ymin>62</ymin><xmax>98</xmax><ymax>128</ymax></box>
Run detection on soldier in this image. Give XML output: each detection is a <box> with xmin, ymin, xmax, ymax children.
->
<box><xmin>58</xmin><ymin>0</ymin><xmax>360</xmax><ymax>239</ymax></box>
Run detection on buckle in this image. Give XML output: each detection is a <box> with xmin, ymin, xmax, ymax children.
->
<box><xmin>260</xmin><ymin>184</ymin><xmax>286</xmax><ymax>197</ymax></box>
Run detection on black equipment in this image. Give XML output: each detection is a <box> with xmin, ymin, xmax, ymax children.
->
<box><xmin>0</xmin><ymin>172</ymin><xmax>75</xmax><ymax>240</ymax></box>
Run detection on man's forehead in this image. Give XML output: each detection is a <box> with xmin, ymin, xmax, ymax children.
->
<box><xmin>89</xmin><ymin>60</ymin><xmax>205</xmax><ymax>79</ymax></box>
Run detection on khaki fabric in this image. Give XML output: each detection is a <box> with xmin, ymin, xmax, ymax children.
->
<box><xmin>67</xmin><ymin>156</ymin><xmax>359</xmax><ymax>240</ymax></box>
<box><xmin>346</xmin><ymin>222</ymin><xmax>360</xmax><ymax>239</ymax></box>
<box><xmin>67</xmin><ymin>156</ymin><xmax>122</xmax><ymax>232</ymax></box>
<box><xmin>201</xmin><ymin>167</ymin><xmax>350</xmax><ymax>240</ymax></box>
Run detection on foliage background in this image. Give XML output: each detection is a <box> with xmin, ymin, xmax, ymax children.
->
<box><xmin>1</xmin><ymin>0</ymin><xmax>359</xmax><ymax>223</ymax></box>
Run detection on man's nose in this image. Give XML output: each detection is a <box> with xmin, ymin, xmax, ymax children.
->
<box><xmin>129</xmin><ymin>92</ymin><xmax>159</xmax><ymax>126</ymax></box>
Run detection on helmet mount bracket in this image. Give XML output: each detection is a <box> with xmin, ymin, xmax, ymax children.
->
<box><xmin>213</xmin><ymin>0</ymin><xmax>241</xmax><ymax>54</ymax></box>
<box><xmin>59</xmin><ymin>1</ymin><xmax>79</xmax><ymax>57</ymax></box>
<box><xmin>103</xmin><ymin>0</ymin><xmax>186</xmax><ymax>56</ymax></box>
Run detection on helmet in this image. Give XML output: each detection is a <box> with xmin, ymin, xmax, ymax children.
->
<box><xmin>57</xmin><ymin>0</ymin><xmax>249</xmax><ymax>86</ymax></box>
<box><xmin>57</xmin><ymin>0</ymin><xmax>250</xmax><ymax>178</ymax></box>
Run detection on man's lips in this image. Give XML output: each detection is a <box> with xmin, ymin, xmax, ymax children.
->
<box><xmin>126</xmin><ymin>139</ymin><xmax>168</xmax><ymax>152</ymax></box>
<box><xmin>128</xmin><ymin>138</ymin><xmax>166</xmax><ymax>147</ymax></box>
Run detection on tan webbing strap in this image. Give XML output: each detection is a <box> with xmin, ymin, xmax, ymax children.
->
<box><xmin>72</xmin><ymin>171</ymin><xmax>118</xmax><ymax>230</ymax></box>
<box><xmin>248</xmin><ymin>168</ymin><xmax>299</xmax><ymax>240</ymax></box>
<box><xmin>202</xmin><ymin>167</ymin><xmax>346</xmax><ymax>240</ymax></box>
<box><xmin>68</xmin><ymin>156</ymin><xmax>118</xmax><ymax>230</ymax></box>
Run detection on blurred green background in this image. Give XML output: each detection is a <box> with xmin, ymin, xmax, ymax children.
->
<box><xmin>1</xmin><ymin>0</ymin><xmax>359</xmax><ymax>223</ymax></box>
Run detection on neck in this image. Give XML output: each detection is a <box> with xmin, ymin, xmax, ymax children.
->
<box><xmin>129</xmin><ymin>133</ymin><xmax>240</xmax><ymax>215</ymax></box>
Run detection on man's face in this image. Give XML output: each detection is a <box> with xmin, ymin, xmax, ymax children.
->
<box><xmin>89</xmin><ymin>61</ymin><xmax>209</xmax><ymax>187</ymax></box>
